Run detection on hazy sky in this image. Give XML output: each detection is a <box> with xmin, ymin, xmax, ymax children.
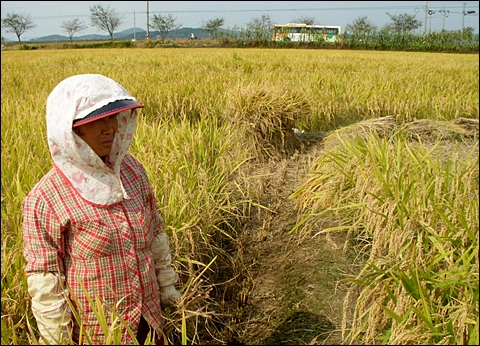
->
<box><xmin>1</xmin><ymin>1</ymin><xmax>479</xmax><ymax>41</ymax></box>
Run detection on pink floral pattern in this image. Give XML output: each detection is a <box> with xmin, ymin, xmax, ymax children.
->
<box><xmin>71</xmin><ymin>171</ymin><xmax>86</xmax><ymax>184</ymax></box>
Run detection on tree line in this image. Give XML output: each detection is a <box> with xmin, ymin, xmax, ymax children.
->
<box><xmin>1</xmin><ymin>4</ymin><xmax>226</xmax><ymax>44</ymax></box>
<box><xmin>1</xmin><ymin>4</ymin><xmax>477</xmax><ymax>45</ymax></box>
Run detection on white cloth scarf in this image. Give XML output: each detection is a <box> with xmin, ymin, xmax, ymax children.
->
<box><xmin>46</xmin><ymin>74</ymin><xmax>140</xmax><ymax>206</ymax></box>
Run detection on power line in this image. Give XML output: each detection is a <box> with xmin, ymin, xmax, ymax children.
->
<box><xmin>4</xmin><ymin>4</ymin><xmax>478</xmax><ymax>21</ymax></box>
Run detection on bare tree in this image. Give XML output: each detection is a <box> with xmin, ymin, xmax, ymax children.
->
<box><xmin>1</xmin><ymin>12</ymin><xmax>36</xmax><ymax>43</ymax></box>
<box><xmin>61</xmin><ymin>18</ymin><xmax>88</xmax><ymax>43</ymax></box>
<box><xmin>201</xmin><ymin>17</ymin><xmax>225</xmax><ymax>40</ymax></box>
<box><xmin>149</xmin><ymin>13</ymin><xmax>182</xmax><ymax>43</ymax></box>
<box><xmin>89</xmin><ymin>4</ymin><xmax>124</xmax><ymax>41</ymax></box>
<box><xmin>246</xmin><ymin>14</ymin><xmax>272</xmax><ymax>40</ymax></box>
<box><xmin>384</xmin><ymin>12</ymin><xmax>422</xmax><ymax>34</ymax></box>
<box><xmin>247</xmin><ymin>14</ymin><xmax>272</xmax><ymax>30</ymax></box>
<box><xmin>291</xmin><ymin>16</ymin><xmax>315</xmax><ymax>25</ymax></box>
<box><xmin>346</xmin><ymin>16</ymin><xmax>377</xmax><ymax>36</ymax></box>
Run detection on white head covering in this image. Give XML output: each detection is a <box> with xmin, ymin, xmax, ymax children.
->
<box><xmin>46</xmin><ymin>74</ymin><xmax>143</xmax><ymax>206</ymax></box>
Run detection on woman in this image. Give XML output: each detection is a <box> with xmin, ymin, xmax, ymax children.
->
<box><xmin>22</xmin><ymin>74</ymin><xmax>181</xmax><ymax>345</ymax></box>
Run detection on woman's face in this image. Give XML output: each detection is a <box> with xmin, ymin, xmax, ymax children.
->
<box><xmin>73</xmin><ymin>114</ymin><xmax>119</xmax><ymax>159</ymax></box>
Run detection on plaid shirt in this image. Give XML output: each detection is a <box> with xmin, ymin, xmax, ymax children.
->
<box><xmin>23</xmin><ymin>153</ymin><xmax>168</xmax><ymax>344</ymax></box>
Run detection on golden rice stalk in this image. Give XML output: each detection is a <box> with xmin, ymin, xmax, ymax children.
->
<box><xmin>224</xmin><ymin>83</ymin><xmax>311</xmax><ymax>161</ymax></box>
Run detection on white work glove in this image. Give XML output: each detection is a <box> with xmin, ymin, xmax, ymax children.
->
<box><xmin>160</xmin><ymin>285</ymin><xmax>182</xmax><ymax>306</ymax></box>
<box><xmin>27</xmin><ymin>272</ymin><xmax>72</xmax><ymax>345</ymax></box>
<box><xmin>152</xmin><ymin>231</ymin><xmax>182</xmax><ymax>307</ymax></box>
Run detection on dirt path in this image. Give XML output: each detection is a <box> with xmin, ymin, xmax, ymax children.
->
<box><xmin>231</xmin><ymin>137</ymin><xmax>357</xmax><ymax>345</ymax></box>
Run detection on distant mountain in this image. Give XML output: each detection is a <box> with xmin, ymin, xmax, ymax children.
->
<box><xmin>28</xmin><ymin>27</ymin><xmax>215</xmax><ymax>42</ymax></box>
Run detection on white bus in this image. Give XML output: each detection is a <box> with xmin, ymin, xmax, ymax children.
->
<box><xmin>272</xmin><ymin>23</ymin><xmax>342</xmax><ymax>43</ymax></box>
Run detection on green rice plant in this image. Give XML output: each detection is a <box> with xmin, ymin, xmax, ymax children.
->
<box><xmin>291</xmin><ymin>125</ymin><xmax>478</xmax><ymax>344</ymax></box>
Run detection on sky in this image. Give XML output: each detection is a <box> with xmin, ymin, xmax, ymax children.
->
<box><xmin>1</xmin><ymin>1</ymin><xmax>479</xmax><ymax>41</ymax></box>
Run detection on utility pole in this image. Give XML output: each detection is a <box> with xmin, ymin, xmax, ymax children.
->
<box><xmin>461</xmin><ymin>4</ymin><xmax>476</xmax><ymax>36</ymax></box>
<box><xmin>134</xmin><ymin>11</ymin><xmax>136</xmax><ymax>41</ymax></box>
<box><xmin>439</xmin><ymin>5</ymin><xmax>449</xmax><ymax>31</ymax></box>
<box><xmin>423</xmin><ymin>1</ymin><xmax>428</xmax><ymax>37</ymax></box>
<box><xmin>146</xmin><ymin>1</ymin><xmax>150</xmax><ymax>40</ymax></box>
<box><xmin>427</xmin><ymin>8</ymin><xmax>435</xmax><ymax>34</ymax></box>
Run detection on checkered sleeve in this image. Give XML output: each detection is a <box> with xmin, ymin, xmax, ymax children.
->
<box><xmin>22</xmin><ymin>192</ymin><xmax>65</xmax><ymax>274</ymax></box>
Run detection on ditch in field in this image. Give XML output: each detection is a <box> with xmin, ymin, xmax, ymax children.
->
<box><xmin>196</xmin><ymin>117</ymin><xmax>479</xmax><ymax>345</ymax></box>
<box><xmin>209</xmin><ymin>136</ymin><xmax>360</xmax><ymax>345</ymax></box>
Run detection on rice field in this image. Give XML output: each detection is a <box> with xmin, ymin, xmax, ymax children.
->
<box><xmin>1</xmin><ymin>47</ymin><xmax>478</xmax><ymax>345</ymax></box>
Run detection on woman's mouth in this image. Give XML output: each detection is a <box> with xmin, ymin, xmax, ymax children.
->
<box><xmin>101</xmin><ymin>138</ymin><xmax>114</xmax><ymax>146</ymax></box>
